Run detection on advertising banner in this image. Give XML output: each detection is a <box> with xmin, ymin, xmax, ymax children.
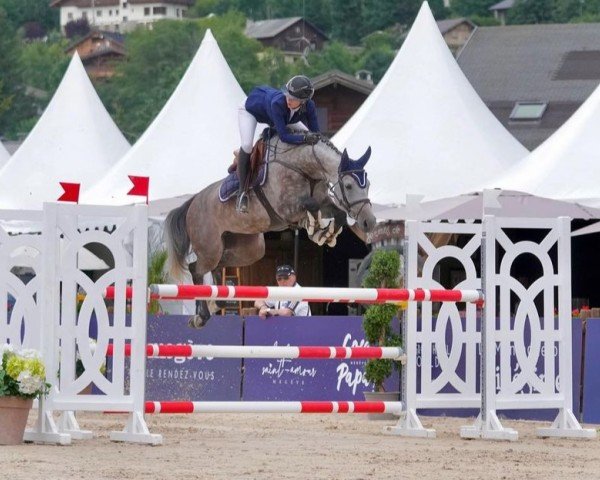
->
<box><xmin>242</xmin><ymin>315</ymin><xmax>400</xmax><ymax>401</ymax></box>
<box><xmin>143</xmin><ymin>315</ymin><xmax>243</xmax><ymax>401</ymax></box>
<box><xmin>583</xmin><ymin>318</ymin><xmax>600</xmax><ymax>423</ymax></box>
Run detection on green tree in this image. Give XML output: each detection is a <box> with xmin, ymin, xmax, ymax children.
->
<box><xmin>0</xmin><ymin>0</ymin><xmax>58</xmax><ymax>32</ymax></box>
<box><xmin>19</xmin><ymin>40</ymin><xmax>69</xmax><ymax>93</ymax></box>
<box><xmin>304</xmin><ymin>41</ymin><xmax>358</xmax><ymax>77</ymax></box>
<box><xmin>0</xmin><ymin>8</ymin><xmax>35</xmax><ymax>138</ymax></box>
<box><xmin>507</xmin><ymin>0</ymin><xmax>555</xmax><ymax>24</ymax></box>
<box><xmin>331</xmin><ymin>0</ymin><xmax>363</xmax><ymax>43</ymax></box>
<box><xmin>451</xmin><ymin>0</ymin><xmax>498</xmax><ymax>17</ymax></box>
<box><xmin>359</xmin><ymin>46</ymin><xmax>395</xmax><ymax>83</ymax></box>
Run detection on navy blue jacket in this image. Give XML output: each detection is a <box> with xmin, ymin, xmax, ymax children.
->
<box><xmin>245</xmin><ymin>86</ymin><xmax>320</xmax><ymax>144</ymax></box>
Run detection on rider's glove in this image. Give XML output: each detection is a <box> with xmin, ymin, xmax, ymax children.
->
<box><xmin>303</xmin><ymin>132</ymin><xmax>320</xmax><ymax>145</ymax></box>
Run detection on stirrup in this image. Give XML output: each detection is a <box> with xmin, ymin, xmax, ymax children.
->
<box><xmin>236</xmin><ymin>192</ymin><xmax>249</xmax><ymax>214</ymax></box>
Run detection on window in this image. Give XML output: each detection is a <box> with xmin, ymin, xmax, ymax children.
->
<box><xmin>509</xmin><ymin>102</ymin><xmax>547</xmax><ymax>121</ymax></box>
<box><xmin>122</xmin><ymin>2</ymin><xmax>128</xmax><ymax>7</ymax></box>
<box><xmin>96</xmin><ymin>10</ymin><xmax>102</xmax><ymax>17</ymax></box>
<box><xmin>67</xmin><ymin>12</ymin><xmax>73</xmax><ymax>20</ymax></box>
<box><xmin>109</xmin><ymin>9</ymin><xmax>112</xmax><ymax>16</ymax></box>
<box><xmin>82</xmin><ymin>11</ymin><xmax>88</xmax><ymax>19</ymax></box>
<box><xmin>176</xmin><ymin>8</ymin><xmax>180</xmax><ymax>17</ymax></box>
<box><xmin>144</xmin><ymin>7</ymin><xmax>150</xmax><ymax>15</ymax></box>
<box><xmin>116</xmin><ymin>9</ymin><xmax>119</xmax><ymax>14</ymax></box>
<box><xmin>123</xmin><ymin>15</ymin><xmax>128</xmax><ymax>21</ymax></box>
<box><xmin>153</xmin><ymin>6</ymin><xmax>166</xmax><ymax>15</ymax></box>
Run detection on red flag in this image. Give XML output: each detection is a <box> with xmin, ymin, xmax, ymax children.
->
<box><xmin>57</xmin><ymin>182</ymin><xmax>80</xmax><ymax>203</ymax></box>
<box><xmin>127</xmin><ymin>175</ymin><xmax>149</xmax><ymax>199</ymax></box>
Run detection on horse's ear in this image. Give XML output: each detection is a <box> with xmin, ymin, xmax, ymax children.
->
<box><xmin>339</xmin><ymin>149</ymin><xmax>350</xmax><ymax>172</ymax></box>
<box><xmin>356</xmin><ymin>146</ymin><xmax>372</xmax><ymax>169</ymax></box>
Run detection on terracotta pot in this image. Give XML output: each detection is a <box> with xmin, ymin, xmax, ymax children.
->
<box><xmin>0</xmin><ymin>396</ymin><xmax>33</xmax><ymax>445</ymax></box>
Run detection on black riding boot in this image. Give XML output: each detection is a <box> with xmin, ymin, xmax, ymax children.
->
<box><xmin>236</xmin><ymin>149</ymin><xmax>251</xmax><ymax>214</ymax></box>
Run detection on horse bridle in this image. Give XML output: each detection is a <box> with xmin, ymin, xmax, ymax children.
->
<box><xmin>328</xmin><ymin>171</ymin><xmax>372</xmax><ymax>221</ymax></box>
<box><xmin>270</xmin><ymin>137</ymin><xmax>372</xmax><ymax>220</ymax></box>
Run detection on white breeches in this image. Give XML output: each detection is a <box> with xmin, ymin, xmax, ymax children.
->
<box><xmin>238</xmin><ymin>105</ymin><xmax>257</xmax><ymax>154</ymax></box>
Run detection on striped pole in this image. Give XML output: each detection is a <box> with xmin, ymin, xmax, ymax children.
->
<box><xmin>106</xmin><ymin>344</ymin><xmax>405</xmax><ymax>360</ymax></box>
<box><xmin>145</xmin><ymin>401</ymin><xmax>403</xmax><ymax>415</ymax></box>
<box><xmin>148</xmin><ymin>284</ymin><xmax>484</xmax><ymax>304</ymax></box>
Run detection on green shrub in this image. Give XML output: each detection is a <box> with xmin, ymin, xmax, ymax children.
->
<box><xmin>362</xmin><ymin>249</ymin><xmax>402</xmax><ymax>391</ymax></box>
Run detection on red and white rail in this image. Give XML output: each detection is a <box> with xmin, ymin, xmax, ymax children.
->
<box><xmin>145</xmin><ymin>400</ymin><xmax>403</xmax><ymax>415</ymax></box>
<box><xmin>106</xmin><ymin>344</ymin><xmax>404</xmax><ymax>360</ymax></box>
<box><xmin>148</xmin><ymin>284</ymin><xmax>484</xmax><ymax>304</ymax></box>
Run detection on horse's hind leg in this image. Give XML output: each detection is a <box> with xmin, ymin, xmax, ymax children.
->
<box><xmin>188</xmin><ymin>241</ymin><xmax>224</xmax><ymax>329</ymax></box>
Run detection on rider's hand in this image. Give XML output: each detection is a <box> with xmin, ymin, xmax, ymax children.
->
<box><xmin>303</xmin><ymin>132</ymin><xmax>320</xmax><ymax>145</ymax></box>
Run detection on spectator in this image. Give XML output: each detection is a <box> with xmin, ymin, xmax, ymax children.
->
<box><xmin>255</xmin><ymin>264</ymin><xmax>311</xmax><ymax>318</ymax></box>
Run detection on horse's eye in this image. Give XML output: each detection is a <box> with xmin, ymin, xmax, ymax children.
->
<box><xmin>345</xmin><ymin>183</ymin><xmax>353</xmax><ymax>190</ymax></box>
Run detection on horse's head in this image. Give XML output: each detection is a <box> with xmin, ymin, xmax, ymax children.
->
<box><xmin>332</xmin><ymin>147</ymin><xmax>377</xmax><ymax>233</ymax></box>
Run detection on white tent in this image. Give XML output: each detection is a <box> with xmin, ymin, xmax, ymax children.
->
<box><xmin>0</xmin><ymin>141</ymin><xmax>10</xmax><ymax>168</ymax></box>
<box><xmin>483</xmin><ymin>82</ymin><xmax>600</xmax><ymax>208</ymax></box>
<box><xmin>332</xmin><ymin>2</ymin><xmax>528</xmax><ymax>207</ymax></box>
<box><xmin>83</xmin><ymin>29</ymin><xmax>250</xmax><ymax>206</ymax></box>
<box><xmin>375</xmin><ymin>189</ymin><xmax>600</xmax><ymax>221</ymax></box>
<box><xmin>0</xmin><ymin>53</ymin><xmax>130</xmax><ymax>210</ymax></box>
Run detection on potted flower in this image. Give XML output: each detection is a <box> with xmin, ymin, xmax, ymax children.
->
<box><xmin>362</xmin><ymin>249</ymin><xmax>403</xmax><ymax>418</ymax></box>
<box><xmin>0</xmin><ymin>344</ymin><xmax>50</xmax><ymax>444</ymax></box>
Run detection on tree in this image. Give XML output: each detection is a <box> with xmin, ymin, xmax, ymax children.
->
<box><xmin>358</xmin><ymin>46</ymin><xmax>395</xmax><ymax>84</ymax></box>
<box><xmin>303</xmin><ymin>41</ymin><xmax>358</xmax><ymax>77</ymax></box>
<box><xmin>330</xmin><ymin>0</ymin><xmax>363</xmax><ymax>44</ymax></box>
<box><xmin>0</xmin><ymin>8</ymin><xmax>34</xmax><ymax>138</ymax></box>
<box><xmin>19</xmin><ymin>40</ymin><xmax>69</xmax><ymax>93</ymax></box>
<box><xmin>64</xmin><ymin>18</ymin><xmax>90</xmax><ymax>39</ymax></box>
<box><xmin>507</xmin><ymin>0</ymin><xmax>555</xmax><ymax>24</ymax></box>
<box><xmin>0</xmin><ymin>0</ymin><xmax>58</xmax><ymax>32</ymax></box>
<box><xmin>451</xmin><ymin>0</ymin><xmax>498</xmax><ymax>17</ymax></box>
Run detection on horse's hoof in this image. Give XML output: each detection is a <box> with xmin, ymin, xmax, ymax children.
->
<box><xmin>188</xmin><ymin>315</ymin><xmax>209</xmax><ymax>329</ymax></box>
<box><xmin>215</xmin><ymin>300</ymin><xmax>228</xmax><ymax>310</ymax></box>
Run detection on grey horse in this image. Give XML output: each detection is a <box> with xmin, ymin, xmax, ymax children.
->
<box><xmin>164</xmin><ymin>134</ymin><xmax>377</xmax><ymax>327</ymax></box>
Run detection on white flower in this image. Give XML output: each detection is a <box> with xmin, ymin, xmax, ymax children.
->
<box><xmin>19</xmin><ymin>348</ymin><xmax>41</xmax><ymax>360</ymax></box>
<box><xmin>1</xmin><ymin>343</ymin><xmax>15</xmax><ymax>356</ymax></box>
<box><xmin>17</xmin><ymin>371</ymin><xmax>44</xmax><ymax>395</ymax></box>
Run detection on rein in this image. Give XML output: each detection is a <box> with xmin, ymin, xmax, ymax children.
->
<box><xmin>266</xmin><ymin>134</ymin><xmax>371</xmax><ymax>222</ymax></box>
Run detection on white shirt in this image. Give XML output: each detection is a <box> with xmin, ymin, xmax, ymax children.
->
<box><xmin>264</xmin><ymin>282</ymin><xmax>311</xmax><ymax>316</ymax></box>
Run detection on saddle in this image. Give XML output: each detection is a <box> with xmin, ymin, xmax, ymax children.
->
<box><xmin>219</xmin><ymin>138</ymin><xmax>268</xmax><ymax>203</ymax></box>
<box><xmin>227</xmin><ymin>138</ymin><xmax>266</xmax><ymax>176</ymax></box>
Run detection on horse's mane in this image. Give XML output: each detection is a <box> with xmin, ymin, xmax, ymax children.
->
<box><xmin>283</xmin><ymin>128</ymin><xmax>342</xmax><ymax>156</ymax></box>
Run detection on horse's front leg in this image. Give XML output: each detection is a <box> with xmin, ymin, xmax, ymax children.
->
<box><xmin>299</xmin><ymin>198</ymin><xmax>346</xmax><ymax>247</ymax></box>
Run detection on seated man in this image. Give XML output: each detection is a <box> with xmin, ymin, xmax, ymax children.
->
<box><xmin>255</xmin><ymin>264</ymin><xmax>311</xmax><ymax>318</ymax></box>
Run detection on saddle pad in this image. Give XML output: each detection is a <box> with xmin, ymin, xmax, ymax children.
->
<box><xmin>219</xmin><ymin>163</ymin><xmax>268</xmax><ymax>202</ymax></box>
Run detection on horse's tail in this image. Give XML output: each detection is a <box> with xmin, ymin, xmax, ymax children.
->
<box><xmin>164</xmin><ymin>196</ymin><xmax>194</xmax><ymax>281</ymax></box>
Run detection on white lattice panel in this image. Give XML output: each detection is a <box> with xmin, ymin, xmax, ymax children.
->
<box><xmin>0</xmin><ymin>210</ymin><xmax>44</xmax><ymax>349</ymax></box>
<box><xmin>388</xmin><ymin>221</ymin><xmax>481</xmax><ymax>438</ymax></box>
<box><xmin>461</xmin><ymin>216</ymin><xmax>595</xmax><ymax>441</ymax></box>
<box><xmin>41</xmin><ymin>203</ymin><xmax>148</xmax><ymax>413</ymax></box>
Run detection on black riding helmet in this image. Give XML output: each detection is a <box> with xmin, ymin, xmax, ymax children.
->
<box><xmin>282</xmin><ymin>75</ymin><xmax>314</xmax><ymax>101</ymax></box>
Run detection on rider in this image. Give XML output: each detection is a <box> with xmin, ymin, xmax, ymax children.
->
<box><xmin>235</xmin><ymin>75</ymin><xmax>322</xmax><ymax>214</ymax></box>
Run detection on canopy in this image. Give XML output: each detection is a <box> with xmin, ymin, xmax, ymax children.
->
<box><xmin>0</xmin><ymin>53</ymin><xmax>129</xmax><ymax>210</ymax></box>
<box><xmin>0</xmin><ymin>141</ymin><xmax>9</xmax><ymax>168</ymax></box>
<box><xmin>83</xmin><ymin>29</ymin><xmax>251</xmax><ymax>206</ymax></box>
<box><xmin>482</xmin><ymin>81</ymin><xmax>600</xmax><ymax>208</ymax></box>
<box><xmin>375</xmin><ymin>189</ymin><xmax>600</xmax><ymax>221</ymax></box>
<box><xmin>332</xmin><ymin>2</ymin><xmax>527</xmax><ymax>207</ymax></box>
